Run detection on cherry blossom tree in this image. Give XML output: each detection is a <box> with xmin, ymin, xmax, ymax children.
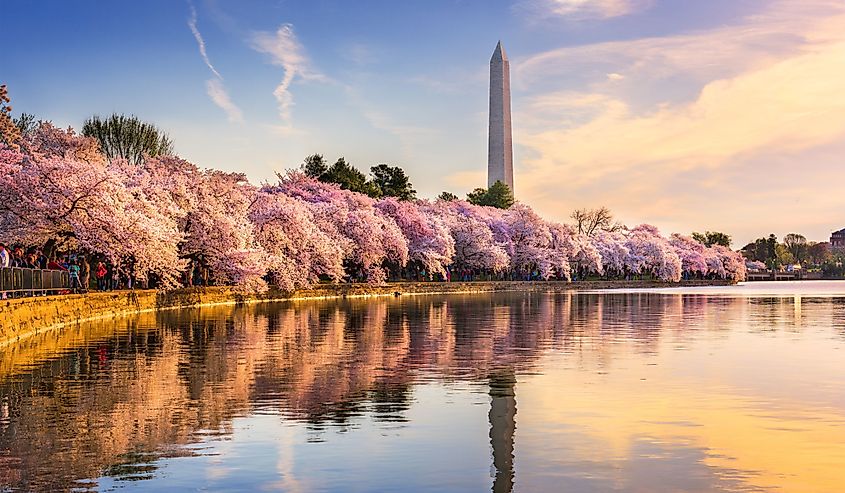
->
<box><xmin>277</xmin><ymin>172</ymin><xmax>408</xmax><ymax>283</ymax></box>
<box><xmin>549</xmin><ymin>223</ymin><xmax>602</xmax><ymax>279</ymax></box>
<box><xmin>376</xmin><ymin>198</ymin><xmax>454</xmax><ymax>278</ymax></box>
<box><xmin>0</xmin><ymin>145</ymin><xmax>185</xmax><ymax>287</ymax></box>
<box><xmin>177</xmin><ymin>168</ymin><xmax>261</xmax><ymax>286</ymax></box>
<box><xmin>251</xmin><ymin>186</ymin><xmax>345</xmax><ymax>289</ymax></box>
<box><xmin>669</xmin><ymin>234</ymin><xmax>709</xmax><ymax>278</ymax></box>
<box><xmin>499</xmin><ymin>204</ymin><xmax>558</xmax><ymax>279</ymax></box>
<box><xmin>713</xmin><ymin>245</ymin><xmax>747</xmax><ymax>281</ymax></box>
<box><xmin>1</xmin><ymin>124</ymin><xmax>747</xmax><ymax>291</ymax></box>
<box><xmin>425</xmin><ymin>201</ymin><xmax>509</xmax><ymax>273</ymax></box>
<box><xmin>625</xmin><ymin>225</ymin><xmax>682</xmax><ymax>282</ymax></box>
<box><xmin>703</xmin><ymin>247</ymin><xmax>727</xmax><ymax>279</ymax></box>
<box><xmin>24</xmin><ymin>122</ymin><xmax>104</xmax><ymax>163</ymax></box>
<box><xmin>591</xmin><ymin>231</ymin><xmax>629</xmax><ymax>278</ymax></box>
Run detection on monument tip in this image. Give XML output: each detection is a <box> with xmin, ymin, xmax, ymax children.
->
<box><xmin>492</xmin><ymin>40</ymin><xmax>507</xmax><ymax>61</ymax></box>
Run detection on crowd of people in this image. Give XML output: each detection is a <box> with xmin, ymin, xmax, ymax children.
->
<box><xmin>0</xmin><ymin>242</ymin><xmax>142</xmax><ymax>298</ymax></box>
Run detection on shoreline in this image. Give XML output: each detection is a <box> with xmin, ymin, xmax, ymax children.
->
<box><xmin>0</xmin><ymin>279</ymin><xmax>731</xmax><ymax>348</ymax></box>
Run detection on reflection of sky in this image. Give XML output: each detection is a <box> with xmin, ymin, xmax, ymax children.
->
<box><xmin>517</xmin><ymin>295</ymin><xmax>845</xmax><ymax>493</ymax></box>
<box><xmin>97</xmin><ymin>385</ymin><xmax>492</xmax><ymax>492</ymax></box>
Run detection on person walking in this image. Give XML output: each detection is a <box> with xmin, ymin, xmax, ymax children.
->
<box><xmin>79</xmin><ymin>256</ymin><xmax>90</xmax><ymax>293</ymax></box>
<box><xmin>96</xmin><ymin>261</ymin><xmax>107</xmax><ymax>291</ymax></box>
<box><xmin>68</xmin><ymin>260</ymin><xmax>81</xmax><ymax>293</ymax></box>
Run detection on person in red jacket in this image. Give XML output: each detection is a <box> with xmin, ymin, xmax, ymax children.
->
<box><xmin>96</xmin><ymin>262</ymin><xmax>108</xmax><ymax>291</ymax></box>
<box><xmin>47</xmin><ymin>257</ymin><xmax>65</xmax><ymax>270</ymax></box>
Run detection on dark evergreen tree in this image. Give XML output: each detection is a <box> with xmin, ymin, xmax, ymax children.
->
<box><xmin>466</xmin><ymin>180</ymin><xmax>514</xmax><ymax>209</ymax></box>
<box><xmin>321</xmin><ymin>157</ymin><xmax>378</xmax><ymax>196</ymax></box>
<box><xmin>370</xmin><ymin>164</ymin><xmax>416</xmax><ymax>200</ymax></box>
<box><xmin>302</xmin><ymin>153</ymin><xmax>328</xmax><ymax>178</ymax></box>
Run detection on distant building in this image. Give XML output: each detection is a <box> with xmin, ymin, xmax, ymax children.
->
<box><xmin>831</xmin><ymin>228</ymin><xmax>845</xmax><ymax>249</ymax></box>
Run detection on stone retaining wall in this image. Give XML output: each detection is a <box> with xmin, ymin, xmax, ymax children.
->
<box><xmin>0</xmin><ymin>280</ymin><xmax>730</xmax><ymax>347</ymax></box>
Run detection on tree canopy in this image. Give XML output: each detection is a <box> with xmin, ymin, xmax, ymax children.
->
<box><xmin>783</xmin><ymin>233</ymin><xmax>808</xmax><ymax>264</ymax></box>
<box><xmin>300</xmin><ymin>155</ymin><xmax>417</xmax><ymax>201</ymax></box>
<box><xmin>82</xmin><ymin>114</ymin><xmax>173</xmax><ymax>165</ymax></box>
<box><xmin>466</xmin><ymin>180</ymin><xmax>514</xmax><ymax>209</ymax></box>
<box><xmin>570</xmin><ymin>206</ymin><xmax>622</xmax><ymax>235</ymax></box>
<box><xmin>318</xmin><ymin>157</ymin><xmax>377</xmax><ymax>196</ymax></box>
<box><xmin>370</xmin><ymin>164</ymin><xmax>416</xmax><ymax>200</ymax></box>
<box><xmin>692</xmin><ymin>231</ymin><xmax>732</xmax><ymax>248</ymax></box>
<box><xmin>302</xmin><ymin>153</ymin><xmax>328</xmax><ymax>179</ymax></box>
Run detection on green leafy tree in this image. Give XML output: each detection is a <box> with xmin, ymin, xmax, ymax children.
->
<box><xmin>807</xmin><ymin>242</ymin><xmax>831</xmax><ymax>266</ymax></box>
<box><xmin>692</xmin><ymin>230</ymin><xmax>732</xmax><ymax>248</ymax></box>
<box><xmin>741</xmin><ymin>234</ymin><xmax>779</xmax><ymax>266</ymax></box>
<box><xmin>466</xmin><ymin>180</ymin><xmax>514</xmax><ymax>209</ymax></box>
<box><xmin>783</xmin><ymin>233</ymin><xmax>808</xmax><ymax>264</ymax></box>
<box><xmin>437</xmin><ymin>191</ymin><xmax>458</xmax><ymax>201</ymax></box>
<box><xmin>766</xmin><ymin>234</ymin><xmax>778</xmax><ymax>265</ymax></box>
<box><xmin>776</xmin><ymin>243</ymin><xmax>795</xmax><ymax>266</ymax></box>
<box><xmin>82</xmin><ymin>114</ymin><xmax>173</xmax><ymax>165</ymax></box>
<box><xmin>14</xmin><ymin>112</ymin><xmax>39</xmax><ymax>137</ymax></box>
<box><xmin>302</xmin><ymin>153</ymin><xmax>328</xmax><ymax>178</ymax></box>
<box><xmin>370</xmin><ymin>164</ymin><xmax>416</xmax><ymax>200</ymax></box>
<box><xmin>321</xmin><ymin>157</ymin><xmax>378</xmax><ymax>196</ymax></box>
<box><xmin>466</xmin><ymin>187</ymin><xmax>487</xmax><ymax>205</ymax></box>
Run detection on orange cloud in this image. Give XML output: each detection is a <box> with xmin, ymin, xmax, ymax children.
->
<box><xmin>505</xmin><ymin>0</ymin><xmax>845</xmax><ymax>243</ymax></box>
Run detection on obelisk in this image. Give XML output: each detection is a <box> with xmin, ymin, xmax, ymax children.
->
<box><xmin>488</xmin><ymin>41</ymin><xmax>514</xmax><ymax>193</ymax></box>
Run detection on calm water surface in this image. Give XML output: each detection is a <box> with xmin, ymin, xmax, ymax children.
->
<box><xmin>2</xmin><ymin>282</ymin><xmax>845</xmax><ymax>492</ymax></box>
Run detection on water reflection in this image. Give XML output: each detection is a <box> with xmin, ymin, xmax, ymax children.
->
<box><xmin>0</xmin><ymin>289</ymin><xmax>844</xmax><ymax>492</ymax></box>
<box><xmin>489</xmin><ymin>371</ymin><xmax>516</xmax><ymax>493</ymax></box>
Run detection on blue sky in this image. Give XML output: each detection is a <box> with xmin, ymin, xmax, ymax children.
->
<box><xmin>5</xmin><ymin>0</ymin><xmax>845</xmax><ymax>244</ymax></box>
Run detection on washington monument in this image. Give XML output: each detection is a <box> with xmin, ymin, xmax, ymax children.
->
<box><xmin>488</xmin><ymin>40</ymin><xmax>514</xmax><ymax>193</ymax></box>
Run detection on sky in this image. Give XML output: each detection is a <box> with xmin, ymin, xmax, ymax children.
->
<box><xmin>4</xmin><ymin>0</ymin><xmax>845</xmax><ymax>246</ymax></box>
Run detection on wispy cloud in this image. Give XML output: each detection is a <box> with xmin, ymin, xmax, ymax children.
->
<box><xmin>206</xmin><ymin>79</ymin><xmax>243</xmax><ymax>123</ymax></box>
<box><xmin>519</xmin><ymin>0</ymin><xmax>651</xmax><ymax>20</ymax></box>
<box><xmin>188</xmin><ymin>4</ymin><xmax>221</xmax><ymax>79</ymax></box>
<box><xmin>188</xmin><ymin>2</ymin><xmax>243</xmax><ymax>123</ymax></box>
<box><xmin>250</xmin><ymin>24</ymin><xmax>325</xmax><ymax>127</ymax></box>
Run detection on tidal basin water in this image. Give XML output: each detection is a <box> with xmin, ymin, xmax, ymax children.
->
<box><xmin>2</xmin><ymin>282</ymin><xmax>845</xmax><ymax>492</ymax></box>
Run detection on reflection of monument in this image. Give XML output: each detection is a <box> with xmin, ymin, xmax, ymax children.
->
<box><xmin>488</xmin><ymin>41</ymin><xmax>514</xmax><ymax>193</ymax></box>
<box><xmin>489</xmin><ymin>370</ymin><xmax>516</xmax><ymax>493</ymax></box>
